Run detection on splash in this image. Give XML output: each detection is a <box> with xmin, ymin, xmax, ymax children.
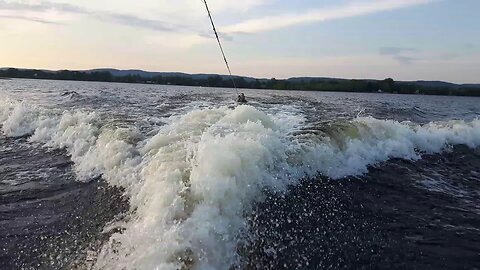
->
<box><xmin>1</xmin><ymin>98</ymin><xmax>479</xmax><ymax>269</ymax></box>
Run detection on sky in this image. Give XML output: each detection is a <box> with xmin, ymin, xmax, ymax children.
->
<box><xmin>1</xmin><ymin>0</ymin><xmax>479</xmax><ymax>83</ymax></box>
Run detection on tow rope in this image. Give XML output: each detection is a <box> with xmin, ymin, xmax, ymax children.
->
<box><xmin>202</xmin><ymin>0</ymin><xmax>238</xmax><ymax>92</ymax></box>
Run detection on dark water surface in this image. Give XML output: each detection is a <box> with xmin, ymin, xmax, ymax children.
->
<box><xmin>1</xmin><ymin>79</ymin><xmax>479</xmax><ymax>269</ymax></box>
<box><xmin>246</xmin><ymin>146</ymin><xmax>480</xmax><ymax>270</ymax></box>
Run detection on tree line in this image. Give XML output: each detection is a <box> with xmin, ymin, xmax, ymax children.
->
<box><xmin>1</xmin><ymin>68</ymin><xmax>479</xmax><ymax>97</ymax></box>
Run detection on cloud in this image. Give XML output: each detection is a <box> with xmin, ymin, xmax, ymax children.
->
<box><xmin>0</xmin><ymin>0</ymin><xmax>184</xmax><ymax>32</ymax></box>
<box><xmin>2</xmin><ymin>0</ymin><xmax>436</xmax><ymax>35</ymax></box>
<box><xmin>379</xmin><ymin>47</ymin><xmax>420</xmax><ymax>64</ymax></box>
<box><xmin>0</xmin><ymin>0</ymin><xmax>87</xmax><ymax>23</ymax></box>
<box><xmin>0</xmin><ymin>0</ymin><xmax>438</xmax><ymax>49</ymax></box>
<box><xmin>0</xmin><ymin>0</ymin><xmax>86</xmax><ymax>14</ymax></box>
<box><xmin>95</xmin><ymin>13</ymin><xmax>177</xmax><ymax>32</ymax></box>
<box><xmin>0</xmin><ymin>14</ymin><xmax>61</xmax><ymax>24</ymax></box>
<box><xmin>392</xmin><ymin>55</ymin><xmax>419</xmax><ymax>65</ymax></box>
<box><xmin>157</xmin><ymin>0</ymin><xmax>272</xmax><ymax>16</ymax></box>
<box><xmin>379</xmin><ymin>46</ymin><xmax>480</xmax><ymax>65</ymax></box>
<box><xmin>212</xmin><ymin>0</ymin><xmax>272</xmax><ymax>12</ymax></box>
<box><xmin>464</xmin><ymin>43</ymin><xmax>475</xmax><ymax>50</ymax></box>
<box><xmin>223</xmin><ymin>0</ymin><xmax>436</xmax><ymax>34</ymax></box>
<box><xmin>379</xmin><ymin>47</ymin><xmax>417</xmax><ymax>55</ymax></box>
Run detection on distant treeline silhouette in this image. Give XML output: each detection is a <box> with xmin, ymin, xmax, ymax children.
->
<box><xmin>1</xmin><ymin>68</ymin><xmax>479</xmax><ymax>96</ymax></box>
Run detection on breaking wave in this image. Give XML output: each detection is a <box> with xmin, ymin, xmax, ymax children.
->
<box><xmin>1</xmin><ymin>96</ymin><xmax>479</xmax><ymax>269</ymax></box>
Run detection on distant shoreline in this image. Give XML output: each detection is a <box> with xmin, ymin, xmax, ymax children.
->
<box><xmin>1</xmin><ymin>68</ymin><xmax>479</xmax><ymax>97</ymax></box>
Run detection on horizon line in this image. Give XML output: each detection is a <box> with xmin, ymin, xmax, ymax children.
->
<box><xmin>1</xmin><ymin>66</ymin><xmax>479</xmax><ymax>86</ymax></box>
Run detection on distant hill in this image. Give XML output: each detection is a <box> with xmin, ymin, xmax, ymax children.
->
<box><xmin>399</xmin><ymin>80</ymin><xmax>458</xmax><ymax>88</ymax></box>
<box><xmin>85</xmin><ymin>70</ymin><xmax>480</xmax><ymax>89</ymax></box>
<box><xmin>1</xmin><ymin>67</ymin><xmax>479</xmax><ymax>96</ymax></box>
<box><xmin>1</xmin><ymin>67</ymin><xmax>479</xmax><ymax>88</ymax></box>
<box><xmin>86</xmin><ymin>68</ymin><xmax>259</xmax><ymax>82</ymax></box>
<box><xmin>287</xmin><ymin>77</ymin><xmax>348</xmax><ymax>82</ymax></box>
<box><xmin>87</xmin><ymin>68</ymin><xmax>189</xmax><ymax>78</ymax></box>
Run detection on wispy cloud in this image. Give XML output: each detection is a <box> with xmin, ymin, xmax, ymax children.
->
<box><xmin>380</xmin><ymin>47</ymin><xmax>420</xmax><ymax>64</ymax></box>
<box><xmin>224</xmin><ymin>0</ymin><xmax>436</xmax><ymax>34</ymax></box>
<box><xmin>94</xmin><ymin>13</ymin><xmax>178</xmax><ymax>32</ymax></box>
<box><xmin>1</xmin><ymin>0</ymin><xmax>436</xmax><ymax>35</ymax></box>
<box><xmin>0</xmin><ymin>0</ymin><xmax>86</xmax><ymax>13</ymax></box>
<box><xmin>379</xmin><ymin>47</ymin><xmax>417</xmax><ymax>55</ymax></box>
<box><xmin>379</xmin><ymin>46</ymin><xmax>480</xmax><ymax>65</ymax></box>
<box><xmin>0</xmin><ymin>14</ymin><xmax>61</xmax><ymax>24</ymax></box>
<box><xmin>392</xmin><ymin>55</ymin><xmax>419</xmax><ymax>65</ymax></box>
<box><xmin>0</xmin><ymin>0</ymin><xmax>184</xmax><ymax>32</ymax></box>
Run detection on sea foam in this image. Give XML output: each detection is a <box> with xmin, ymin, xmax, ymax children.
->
<box><xmin>1</xmin><ymin>98</ymin><xmax>479</xmax><ymax>269</ymax></box>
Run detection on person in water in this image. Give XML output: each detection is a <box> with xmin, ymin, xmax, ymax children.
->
<box><xmin>237</xmin><ymin>93</ymin><xmax>247</xmax><ymax>103</ymax></box>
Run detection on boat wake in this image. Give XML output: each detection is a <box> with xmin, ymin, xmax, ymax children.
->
<box><xmin>1</xmin><ymin>96</ymin><xmax>479</xmax><ymax>269</ymax></box>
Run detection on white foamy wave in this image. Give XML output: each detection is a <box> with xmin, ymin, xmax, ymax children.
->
<box><xmin>297</xmin><ymin>117</ymin><xmax>480</xmax><ymax>179</ymax></box>
<box><xmin>0</xmin><ymin>96</ymin><xmax>133</xmax><ymax>181</ymax></box>
<box><xmin>1</xmin><ymin>98</ymin><xmax>479</xmax><ymax>269</ymax></box>
<box><xmin>0</xmin><ymin>97</ymin><xmax>41</xmax><ymax>137</ymax></box>
<box><xmin>95</xmin><ymin>106</ymin><xmax>298</xmax><ymax>270</ymax></box>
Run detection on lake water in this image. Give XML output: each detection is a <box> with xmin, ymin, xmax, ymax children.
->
<box><xmin>1</xmin><ymin>79</ymin><xmax>479</xmax><ymax>269</ymax></box>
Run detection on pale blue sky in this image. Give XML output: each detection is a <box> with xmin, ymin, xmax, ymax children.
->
<box><xmin>1</xmin><ymin>0</ymin><xmax>479</xmax><ymax>83</ymax></box>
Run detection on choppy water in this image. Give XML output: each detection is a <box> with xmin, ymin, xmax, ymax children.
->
<box><xmin>1</xmin><ymin>79</ymin><xmax>479</xmax><ymax>270</ymax></box>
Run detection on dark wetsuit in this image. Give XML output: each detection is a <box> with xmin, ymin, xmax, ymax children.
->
<box><xmin>237</xmin><ymin>94</ymin><xmax>247</xmax><ymax>103</ymax></box>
